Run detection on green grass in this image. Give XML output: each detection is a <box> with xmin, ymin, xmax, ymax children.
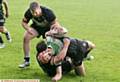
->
<box><xmin>0</xmin><ymin>0</ymin><xmax>120</xmax><ymax>82</ymax></box>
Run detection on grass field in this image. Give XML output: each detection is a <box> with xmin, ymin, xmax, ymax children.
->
<box><xmin>0</xmin><ymin>0</ymin><xmax>120</xmax><ymax>82</ymax></box>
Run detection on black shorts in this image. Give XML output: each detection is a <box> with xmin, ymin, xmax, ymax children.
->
<box><xmin>61</xmin><ymin>60</ymin><xmax>72</xmax><ymax>74</ymax></box>
<box><xmin>0</xmin><ymin>13</ymin><xmax>5</xmax><ymax>26</ymax></box>
<box><xmin>31</xmin><ymin>24</ymin><xmax>50</xmax><ymax>39</ymax></box>
<box><xmin>67</xmin><ymin>39</ymin><xmax>89</xmax><ymax>66</ymax></box>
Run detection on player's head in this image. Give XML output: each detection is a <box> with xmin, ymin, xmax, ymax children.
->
<box><xmin>36</xmin><ymin>41</ymin><xmax>53</xmax><ymax>63</ymax></box>
<box><xmin>36</xmin><ymin>41</ymin><xmax>47</xmax><ymax>53</ymax></box>
<box><xmin>37</xmin><ymin>48</ymin><xmax>53</xmax><ymax>64</ymax></box>
<box><xmin>30</xmin><ymin>1</ymin><xmax>42</xmax><ymax>17</ymax></box>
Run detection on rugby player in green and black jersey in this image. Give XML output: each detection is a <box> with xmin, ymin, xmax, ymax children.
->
<box><xmin>0</xmin><ymin>0</ymin><xmax>12</xmax><ymax>48</ymax></box>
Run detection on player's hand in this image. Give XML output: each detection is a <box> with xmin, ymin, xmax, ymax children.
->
<box><xmin>45</xmin><ymin>31</ymin><xmax>52</xmax><ymax>36</ymax></box>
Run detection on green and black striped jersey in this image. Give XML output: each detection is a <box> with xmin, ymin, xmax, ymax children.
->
<box><xmin>46</xmin><ymin>36</ymin><xmax>63</xmax><ymax>55</ymax></box>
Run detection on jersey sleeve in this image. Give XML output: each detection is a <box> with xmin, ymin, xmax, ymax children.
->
<box><xmin>24</xmin><ymin>9</ymin><xmax>32</xmax><ymax>23</ymax></box>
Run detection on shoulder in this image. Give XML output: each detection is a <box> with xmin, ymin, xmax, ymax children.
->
<box><xmin>41</xmin><ymin>6</ymin><xmax>56</xmax><ymax>22</ymax></box>
<box><xmin>41</xmin><ymin>6</ymin><xmax>55</xmax><ymax>17</ymax></box>
<box><xmin>25</xmin><ymin>9</ymin><xmax>31</xmax><ymax>14</ymax></box>
<box><xmin>24</xmin><ymin>8</ymin><xmax>32</xmax><ymax>18</ymax></box>
<box><xmin>41</xmin><ymin>6</ymin><xmax>53</xmax><ymax>14</ymax></box>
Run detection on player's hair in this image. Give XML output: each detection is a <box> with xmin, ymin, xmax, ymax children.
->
<box><xmin>36</xmin><ymin>41</ymin><xmax>47</xmax><ymax>53</ymax></box>
<box><xmin>30</xmin><ymin>1</ymin><xmax>39</xmax><ymax>11</ymax></box>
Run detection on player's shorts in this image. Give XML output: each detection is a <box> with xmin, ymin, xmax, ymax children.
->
<box><xmin>67</xmin><ymin>39</ymin><xmax>89</xmax><ymax>66</ymax></box>
<box><xmin>31</xmin><ymin>24</ymin><xmax>50</xmax><ymax>38</ymax></box>
<box><xmin>0</xmin><ymin>13</ymin><xmax>5</xmax><ymax>26</ymax></box>
<box><xmin>61</xmin><ymin>60</ymin><xmax>72</xmax><ymax>74</ymax></box>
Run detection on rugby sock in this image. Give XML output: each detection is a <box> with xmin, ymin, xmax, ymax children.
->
<box><xmin>5</xmin><ymin>32</ymin><xmax>11</xmax><ymax>40</ymax></box>
<box><xmin>24</xmin><ymin>57</ymin><xmax>30</xmax><ymax>62</ymax></box>
<box><xmin>0</xmin><ymin>35</ymin><xmax>4</xmax><ymax>44</ymax></box>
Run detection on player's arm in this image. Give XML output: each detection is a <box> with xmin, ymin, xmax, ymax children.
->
<box><xmin>21</xmin><ymin>9</ymin><xmax>34</xmax><ymax>34</ymax></box>
<box><xmin>3</xmin><ymin>0</ymin><xmax>9</xmax><ymax>18</ymax></box>
<box><xmin>46</xmin><ymin>9</ymin><xmax>61</xmax><ymax>29</ymax></box>
<box><xmin>52</xmin><ymin>66</ymin><xmax>62</xmax><ymax>82</ymax></box>
<box><xmin>45</xmin><ymin>26</ymin><xmax>67</xmax><ymax>38</ymax></box>
<box><xmin>22</xmin><ymin>17</ymin><xmax>34</xmax><ymax>35</ymax></box>
<box><xmin>21</xmin><ymin>17</ymin><xmax>30</xmax><ymax>31</ymax></box>
<box><xmin>50</xmin><ymin>38</ymin><xmax>70</xmax><ymax>65</ymax></box>
<box><xmin>21</xmin><ymin>9</ymin><xmax>32</xmax><ymax>31</ymax></box>
<box><xmin>50</xmin><ymin>19</ymin><xmax>61</xmax><ymax>29</ymax></box>
<box><xmin>74</xmin><ymin>62</ymin><xmax>86</xmax><ymax>76</ymax></box>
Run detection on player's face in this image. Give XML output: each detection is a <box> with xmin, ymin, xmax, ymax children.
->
<box><xmin>38</xmin><ymin>48</ymin><xmax>52</xmax><ymax>64</ymax></box>
<box><xmin>31</xmin><ymin>7</ymin><xmax>42</xmax><ymax>17</ymax></box>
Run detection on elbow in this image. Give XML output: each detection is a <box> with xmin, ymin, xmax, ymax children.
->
<box><xmin>57</xmin><ymin>56</ymin><xmax>64</xmax><ymax>61</ymax></box>
<box><xmin>21</xmin><ymin>21</ymin><xmax>24</xmax><ymax>26</ymax></box>
<box><xmin>21</xmin><ymin>18</ymin><xmax>28</xmax><ymax>27</ymax></box>
<box><xmin>54</xmin><ymin>56</ymin><xmax>64</xmax><ymax>64</ymax></box>
<box><xmin>60</xmin><ymin>57</ymin><xmax>64</xmax><ymax>61</ymax></box>
<box><xmin>21</xmin><ymin>21</ymin><xmax>26</xmax><ymax>27</ymax></box>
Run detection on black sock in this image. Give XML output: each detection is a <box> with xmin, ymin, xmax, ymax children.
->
<box><xmin>5</xmin><ymin>32</ymin><xmax>8</xmax><ymax>35</ymax></box>
<box><xmin>24</xmin><ymin>57</ymin><xmax>30</xmax><ymax>62</ymax></box>
<box><xmin>0</xmin><ymin>35</ymin><xmax>4</xmax><ymax>43</ymax></box>
<box><xmin>5</xmin><ymin>32</ymin><xmax>10</xmax><ymax>40</ymax></box>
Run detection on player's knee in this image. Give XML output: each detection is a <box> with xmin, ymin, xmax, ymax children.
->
<box><xmin>0</xmin><ymin>27</ymin><xmax>4</xmax><ymax>32</ymax></box>
<box><xmin>74</xmin><ymin>64</ymin><xmax>86</xmax><ymax>76</ymax></box>
<box><xmin>24</xmin><ymin>33</ymin><xmax>33</xmax><ymax>42</ymax></box>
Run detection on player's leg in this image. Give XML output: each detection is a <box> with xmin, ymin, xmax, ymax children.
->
<box><xmin>64</xmin><ymin>55</ymin><xmax>86</xmax><ymax>76</ymax></box>
<box><xmin>0</xmin><ymin>34</ymin><xmax>5</xmax><ymax>48</ymax></box>
<box><xmin>74</xmin><ymin>62</ymin><xmax>86</xmax><ymax>76</ymax></box>
<box><xmin>84</xmin><ymin>40</ymin><xmax>96</xmax><ymax>60</ymax></box>
<box><xmin>2</xmin><ymin>27</ymin><xmax>12</xmax><ymax>42</ymax></box>
<box><xmin>19</xmin><ymin>28</ymin><xmax>39</xmax><ymax>68</ymax></box>
<box><xmin>0</xmin><ymin>15</ymin><xmax>12</xmax><ymax>43</ymax></box>
<box><xmin>61</xmin><ymin>57</ymin><xmax>73</xmax><ymax>74</ymax></box>
<box><xmin>0</xmin><ymin>17</ymin><xmax>5</xmax><ymax>48</ymax></box>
